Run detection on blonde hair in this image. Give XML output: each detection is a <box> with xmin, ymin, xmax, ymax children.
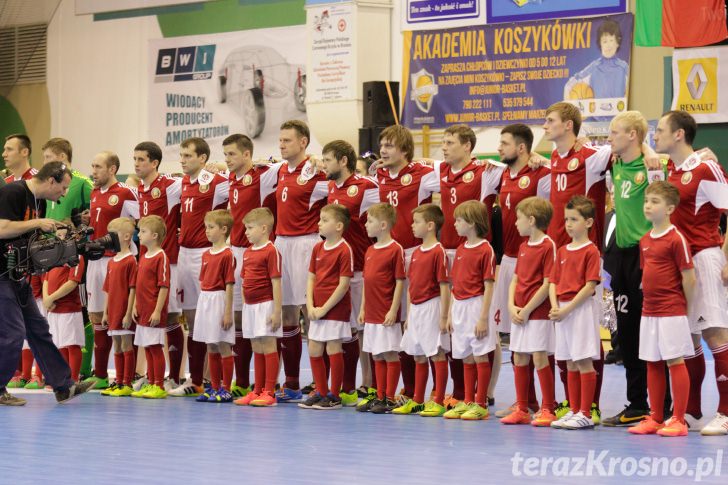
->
<box><xmin>516</xmin><ymin>197</ymin><xmax>553</xmax><ymax>231</ymax></box>
<box><xmin>243</xmin><ymin>207</ymin><xmax>274</xmax><ymax>229</ymax></box>
<box><xmin>454</xmin><ymin>200</ymin><xmax>489</xmax><ymax>238</ymax></box>
<box><xmin>204</xmin><ymin>209</ymin><xmax>233</xmax><ymax>235</ymax></box>
<box><xmin>321</xmin><ymin>204</ymin><xmax>350</xmax><ymax>231</ymax></box>
<box><xmin>138</xmin><ymin>215</ymin><xmax>167</xmax><ymax>240</ymax></box>
<box><xmin>107</xmin><ymin>217</ymin><xmax>136</xmax><ymax>234</ymax></box>
<box><xmin>611</xmin><ymin>111</ymin><xmax>648</xmax><ymax>144</ymax></box>
<box><xmin>367</xmin><ymin>203</ymin><xmax>397</xmax><ymax>228</ymax></box>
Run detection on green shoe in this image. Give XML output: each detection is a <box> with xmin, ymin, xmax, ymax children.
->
<box><xmin>24</xmin><ymin>377</ymin><xmax>44</xmax><ymax>390</ymax></box>
<box><xmin>131</xmin><ymin>384</ymin><xmax>153</xmax><ymax>398</ymax></box>
<box><xmin>142</xmin><ymin>385</ymin><xmax>167</xmax><ymax>399</ymax></box>
<box><xmin>230</xmin><ymin>384</ymin><xmax>251</xmax><ymax>398</ymax></box>
<box><xmin>555</xmin><ymin>400</ymin><xmax>570</xmax><ymax>419</ymax></box>
<box><xmin>443</xmin><ymin>401</ymin><xmax>470</xmax><ymax>419</ymax></box>
<box><xmin>392</xmin><ymin>398</ymin><xmax>425</xmax><ymax>415</ymax></box>
<box><xmin>591</xmin><ymin>403</ymin><xmax>601</xmax><ymax>426</ymax></box>
<box><xmin>419</xmin><ymin>400</ymin><xmax>447</xmax><ymax>417</ymax></box>
<box><xmin>355</xmin><ymin>390</ymin><xmax>377</xmax><ymax>411</ymax></box>
<box><xmin>339</xmin><ymin>390</ymin><xmax>359</xmax><ymax>407</ymax></box>
<box><xmin>101</xmin><ymin>382</ymin><xmax>119</xmax><ymax>396</ymax></box>
<box><xmin>110</xmin><ymin>385</ymin><xmax>133</xmax><ymax>397</ymax></box>
<box><xmin>461</xmin><ymin>403</ymin><xmax>489</xmax><ymax>421</ymax></box>
<box><xmin>7</xmin><ymin>377</ymin><xmax>27</xmax><ymax>388</ymax></box>
<box><xmin>83</xmin><ymin>376</ymin><xmax>109</xmax><ymax>390</ymax></box>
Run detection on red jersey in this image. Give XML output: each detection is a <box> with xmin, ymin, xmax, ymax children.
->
<box><xmin>43</xmin><ymin>257</ymin><xmax>85</xmax><ymax>313</ymax></box>
<box><xmin>137</xmin><ymin>174</ymin><xmax>182</xmax><ymax>263</ymax></box>
<box><xmin>308</xmin><ymin>239</ymin><xmax>354</xmax><ymax>322</ymax></box>
<box><xmin>4</xmin><ymin>167</ymin><xmax>37</xmax><ymax>183</ymax></box>
<box><xmin>90</xmin><ymin>182</ymin><xmax>139</xmax><ymax>256</ymax></box>
<box><xmin>135</xmin><ymin>249</ymin><xmax>170</xmax><ymax>327</ymax></box>
<box><xmin>199</xmin><ymin>247</ymin><xmax>236</xmax><ymax>291</ymax></box>
<box><xmin>440</xmin><ymin>159</ymin><xmax>504</xmax><ymax>249</ymax></box>
<box><xmin>229</xmin><ymin>165</ymin><xmax>279</xmax><ymax>247</ymax></box>
<box><xmin>102</xmin><ymin>253</ymin><xmax>137</xmax><ymax>330</ymax></box>
<box><xmin>241</xmin><ymin>241</ymin><xmax>281</xmax><ymax>304</ymax></box>
<box><xmin>547</xmin><ymin>144</ymin><xmax>612</xmax><ymax>249</ymax></box>
<box><xmin>328</xmin><ymin>174</ymin><xmax>379</xmax><ymax>271</ymax></box>
<box><xmin>550</xmin><ymin>241</ymin><xmax>601</xmax><ymax>300</ymax></box>
<box><xmin>275</xmin><ymin>159</ymin><xmax>328</xmax><ymax>237</ymax></box>
<box><xmin>363</xmin><ymin>240</ymin><xmax>406</xmax><ymax>324</ymax></box>
<box><xmin>499</xmin><ymin>165</ymin><xmax>551</xmax><ymax>257</ymax></box>
<box><xmin>667</xmin><ymin>153</ymin><xmax>728</xmax><ymax>255</ymax></box>
<box><xmin>180</xmin><ymin>171</ymin><xmax>229</xmax><ymax>248</ymax></box>
<box><xmin>451</xmin><ymin>239</ymin><xmax>496</xmax><ymax>300</ymax></box>
<box><xmin>408</xmin><ymin>242</ymin><xmax>449</xmax><ymax>305</ymax></box>
<box><xmin>377</xmin><ymin>162</ymin><xmax>440</xmax><ymax>249</ymax></box>
<box><xmin>514</xmin><ymin>236</ymin><xmax>556</xmax><ymax>320</ymax></box>
<box><xmin>640</xmin><ymin>226</ymin><xmax>693</xmax><ymax>317</ymax></box>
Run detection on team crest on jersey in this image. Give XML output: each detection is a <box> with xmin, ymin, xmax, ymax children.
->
<box><xmin>517</xmin><ymin>176</ymin><xmax>530</xmax><ymax>189</ymax></box>
<box><xmin>199</xmin><ymin>184</ymin><xmax>210</xmax><ymax>193</ymax></box>
<box><xmin>347</xmin><ymin>185</ymin><xmax>359</xmax><ymax>197</ymax></box>
<box><xmin>681</xmin><ymin>172</ymin><xmax>693</xmax><ymax>185</ymax></box>
<box><xmin>634</xmin><ymin>171</ymin><xmax>645</xmax><ymax>185</ymax></box>
<box><xmin>108</xmin><ymin>194</ymin><xmax>119</xmax><ymax>206</ymax></box>
<box><xmin>198</xmin><ymin>169</ymin><xmax>214</xmax><ymax>186</ymax></box>
<box><xmin>151</xmin><ymin>188</ymin><xmax>161</xmax><ymax>199</ymax></box>
<box><xmin>297</xmin><ymin>176</ymin><xmax>309</xmax><ymax>185</ymax></box>
<box><xmin>567</xmin><ymin>158</ymin><xmax>579</xmax><ymax>171</ymax></box>
<box><xmin>401</xmin><ymin>174</ymin><xmax>413</xmax><ymax>186</ymax></box>
<box><xmin>463</xmin><ymin>171</ymin><xmax>474</xmax><ymax>183</ymax></box>
<box><xmin>243</xmin><ymin>174</ymin><xmax>253</xmax><ymax>186</ymax></box>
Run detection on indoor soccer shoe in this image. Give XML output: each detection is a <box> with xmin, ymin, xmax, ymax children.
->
<box><xmin>443</xmin><ymin>395</ymin><xmax>461</xmax><ymax>410</ymax></box>
<box><xmin>657</xmin><ymin>417</ymin><xmax>688</xmax><ymax>437</ymax></box>
<box><xmin>531</xmin><ymin>409</ymin><xmax>557</xmax><ymax>427</ymax></box>
<box><xmin>312</xmin><ymin>394</ymin><xmax>342</xmax><ymax>410</ymax></box>
<box><xmin>131</xmin><ymin>384</ymin><xmax>153</xmax><ymax>398</ymax></box>
<box><xmin>109</xmin><ymin>385</ymin><xmax>133</xmax><ymax>397</ymax></box>
<box><xmin>339</xmin><ymin>390</ymin><xmax>358</xmax><ymax>407</ymax></box>
<box><xmin>356</xmin><ymin>386</ymin><xmax>371</xmax><ymax>398</ymax></box>
<box><xmin>83</xmin><ymin>375</ymin><xmax>109</xmax><ymax>390</ymax></box>
<box><xmin>684</xmin><ymin>413</ymin><xmax>709</xmax><ymax>432</ymax></box>
<box><xmin>419</xmin><ymin>401</ymin><xmax>447</xmax><ymax>417</ymax></box>
<box><xmin>461</xmin><ymin>403</ymin><xmax>489</xmax><ymax>421</ymax></box>
<box><xmin>101</xmin><ymin>382</ymin><xmax>119</xmax><ymax>396</ymax></box>
<box><xmin>591</xmin><ymin>403</ymin><xmax>601</xmax><ymax>425</ymax></box>
<box><xmin>495</xmin><ymin>401</ymin><xmax>537</xmax><ymax>418</ymax></box>
<box><xmin>561</xmin><ymin>411</ymin><xmax>595</xmax><ymax>430</ymax></box>
<box><xmin>234</xmin><ymin>391</ymin><xmax>260</xmax><ymax>406</ymax></box>
<box><xmin>301</xmin><ymin>382</ymin><xmax>315</xmax><ymax>394</ymax></box>
<box><xmin>0</xmin><ymin>390</ymin><xmax>26</xmax><ymax>406</ymax></box>
<box><xmin>628</xmin><ymin>417</ymin><xmax>664</xmax><ymax>435</ymax></box>
<box><xmin>298</xmin><ymin>392</ymin><xmax>324</xmax><ymax>409</ymax></box>
<box><xmin>554</xmin><ymin>400</ymin><xmax>571</xmax><ymax>419</ymax></box>
<box><xmin>163</xmin><ymin>378</ymin><xmax>177</xmax><ymax>392</ymax></box>
<box><xmin>197</xmin><ymin>389</ymin><xmax>215</xmax><ymax>402</ymax></box>
<box><xmin>132</xmin><ymin>376</ymin><xmax>148</xmax><ymax>392</ymax></box>
<box><xmin>142</xmin><ymin>385</ymin><xmax>168</xmax><ymax>399</ymax></box>
<box><xmin>251</xmin><ymin>391</ymin><xmax>277</xmax><ymax>407</ymax></box>
<box><xmin>230</xmin><ymin>384</ymin><xmax>251</xmax><ymax>398</ymax></box>
<box><xmin>275</xmin><ymin>387</ymin><xmax>303</xmax><ymax>403</ymax></box>
<box><xmin>550</xmin><ymin>410</ymin><xmax>574</xmax><ymax>429</ymax></box>
<box><xmin>392</xmin><ymin>399</ymin><xmax>425</xmax><ymax>415</ymax></box>
<box><xmin>443</xmin><ymin>401</ymin><xmax>470</xmax><ymax>419</ymax></box>
<box><xmin>370</xmin><ymin>398</ymin><xmax>397</xmax><ymax>414</ymax></box>
<box><xmin>24</xmin><ymin>377</ymin><xmax>44</xmax><ymax>390</ymax></box>
<box><xmin>602</xmin><ymin>404</ymin><xmax>649</xmax><ymax>427</ymax></box>
<box><xmin>7</xmin><ymin>376</ymin><xmax>27</xmax><ymax>388</ymax></box>
<box><xmin>355</xmin><ymin>390</ymin><xmax>378</xmax><ymax>412</ymax></box>
<box><xmin>209</xmin><ymin>389</ymin><xmax>233</xmax><ymax>403</ymax></box>
<box><xmin>500</xmin><ymin>409</ymin><xmax>531</xmax><ymax>425</ymax></box>
<box><xmin>700</xmin><ymin>413</ymin><xmax>728</xmax><ymax>436</ymax></box>
<box><xmin>168</xmin><ymin>380</ymin><xmax>203</xmax><ymax>397</ymax></box>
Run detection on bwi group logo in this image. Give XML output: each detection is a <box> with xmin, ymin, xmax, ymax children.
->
<box><xmin>155</xmin><ymin>44</ymin><xmax>216</xmax><ymax>82</ymax></box>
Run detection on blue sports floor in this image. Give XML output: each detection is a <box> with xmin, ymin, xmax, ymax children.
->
<box><xmin>3</xmin><ymin>344</ymin><xmax>726</xmax><ymax>485</ymax></box>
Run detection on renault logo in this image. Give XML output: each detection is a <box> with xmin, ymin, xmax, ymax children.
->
<box><xmin>686</xmin><ymin>64</ymin><xmax>707</xmax><ymax>99</ymax></box>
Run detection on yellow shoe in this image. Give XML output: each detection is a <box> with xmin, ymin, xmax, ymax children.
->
<box><xmin>109</xmin><ymin>385</ymin><xmax>133</xmax><ymax>397</ymax></box>
<box><xmin>461</xmin><ymin>403</ymin><xmax>489</xmax><ymax>421</ymax></box>
<box><xmin>131</xmin><ymin>384</ymin><xmax>152</xmax><ymax>398</ymax></box>
<box><xmin>142</xmin><ymin>385</ymin><xmax>168</xmax><ymax>399</ymax></box>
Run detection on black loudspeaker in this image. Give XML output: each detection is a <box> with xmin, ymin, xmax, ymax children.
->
<box><xmin>363</xmin><ymin>81</ymin><xmax>399</xmax><ymax>128</ymax></box>
<box><xmin>358</xmin><ymin>126</ymin><xmax>387</xmax><ymax>156</ymax></box>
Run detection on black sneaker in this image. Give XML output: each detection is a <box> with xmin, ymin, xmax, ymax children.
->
<box><xmin>313</xmin><ymin>394</ymin><xmax>342</xmax><ymax>410</ymax></box>
<box><xmin>602</xmin><ymin>405</ymin><xmax>649</xmax><ymax>427</ymax></box>
<box><xmin>604</xmin><ymin>350</ymin><xmax>623</xmax><ymax>365</ymax></box>
<box><xmin>297</xmin><ymin>392</ymin><xmax>324</xmax><ymax>409</ymax></box>
<box><xmin>301</xmin><ymin>382</ymin><xmax>316</xmax><ymax>394</ymax></box>
<box><xmin>0</xmin><ymin>389</ymin><xmax>27</xmax><ymax>406</ymax></box>
<box><xmin>55</xmin><ymin>380</ymin><xmax>95</xmax><ymax>404</ymax></box>
<box><xmin>488</xmin><ymin>397</ymin><xmax>495</xmax><ymax>407</ymax></box>
<box><xmin>370</xmin><ymin>398</ymin><xmax>397</xmax><ymax>414</ymax></box>
<box><xmin>356</xmin><ymin>386</ymin><xmax>370</xmax><ymax>398</ymax></box>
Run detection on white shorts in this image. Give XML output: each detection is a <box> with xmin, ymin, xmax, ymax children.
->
<box><xmin>192</xmin><ymin>290</ymin><xmax>235</xmax><ymax>345</ymax></box>
<box><xmin>242</xmin><ymin>300</ymin><xmax>283</xmax><ymax>338</ymax></box>
<box><xmin>451</xmin><ymin>296</ymin><xmax>497</xmax><ymax>359</ymax></box>
<box><xmin>134</xmin><ymin>326</ymin><xmax>166</xmax><ymax>347</ymax></box>
<box><xmin>308</xmin><ymin>319</ymin><xmax>352</xmax><ymax>342</ymax></box>
<box><xmin>400</xmin><ymin>297</ymin><xmax>450</xmax><ymax>357</ymax></box>
<box><xmin>177</xmin><ymin>247</ymin><xmax>206</xmax><ymax>310</ymax></box>
<box><xmin>275</xmin><ymin>234</ymin><xmax>320</xmax><ymax>306</ymax></box>
<box><xmin>400</xmin><ymin>247</ymin><xmax>417</xmax><ymax>321</ymax></box>
<box><xmin>554</xmin><ymin>299</ymin><xmax>601</xmax><ymax>361</ymax></box>
<box><xmin>22</xmin><ymin>339</ymin><xmax>30</xmax><ymax>350</ymax></box>
<box><xmin>510</xmin><ymin>319</ymin><xmax>555</xmax><ymax>354</ymax></box>
<box><xmin>47</xmin><ymin>312</ymin><xmax>85</xmax><ymax>348</ymax></box>
<box><xmin>35</xmin><ymin>298</ymin><xmax>47</xmax><ymax>317</ymax></box>
<box><xmin>689</xmin><ymin>247</ymin><xmax>728</xmax><ymax>334</ymax></box>
<box><xmin>108</xmin><ymin>329</ymin><xmax>134</xmax><ymax>337</ymax></box>
<box><xmin>639</xmin><ymin>315</ymin><xmax>695</xmax><ymax>362</ymax></box>
<box><xmin>490</xmin><ymin>255</ymin><xmax>516</xmax><ymax>334</ymax></box>
<box><xmin>350</xmin><ymin>272</ymin><xmax>363</xmax><ymax>330</ymax></box>
<box><xmin>168</xmin><ymin>264</ymin><xmax>181</xmax><ymax>314</ymax></box>
<box><xmin>86</xmin><ymin>256</ymin><xmax>111</xmax><ymax>313</ymax></box>
<box><xmin>363</xmin><ymin>323</ymin><xmax>402</xmax><ymax>355</ymax></box>
<box><xmin>232</xmin><ymin>246</ymin><xmax>246</xmax><ymax>312</ymax></box>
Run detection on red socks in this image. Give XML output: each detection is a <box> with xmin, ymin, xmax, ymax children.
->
<box><xmin>463</xmin><ymin>363</ymin><xmax>476</xmax><ymax>404</ymax></box>
<box><xmin>233</xmin><ymin>332</ymin><xmax>252</xmax><ymax>388</ymax></box>
<box><xmin>114</xmin><ymin>352</ymin><xmax>124</xmax><ymax>387</ymax></box>
<box><xmin>264</xmin><ymin>352</ymin><xmax>279</xmax><ymax>394</ymax></box>
<box><xmin>712</xmin><ymin>344</ymin><xmax>728</xmax><ymax>415</ymax></box>
<box><xmin>434</xmin><ymin>360</ymin><xmax>448</xmax><ymax>405</ymax></box>
<box><xmin>342</xmin><ymin>339</ymin><xmax>359</xmax><ymax>394</ymax></box>
<box><xmin>514</xmin><ymin>364</ymin><xmax>530</xmax><ymax>413</ymax></box>
<box><xmin>475</xmin><ymin>361</ymin><xmax>492</xmax><ymax>407</ymax></box>
<box><xmin>149</xmin><ymin>345</ymin><xmax>165</xmax><ymax>387</ymax></box>
<box><xmin>329</xmin><ymin>352</ymin><xmax>344</xmax><ymax>398</ymax></box>
<box><xmin>669</xmin><ymin>361</ymin><xmax>690</xmax><ymax>422</ymax></box>
<box><xmin>221</xmin><ymin>355</ymin><xmax>234</xmax><ymax>392</ymax></box>
<box><xmin>123</xmin><ymin>350</ymin><xmax>135</xmax><ymax>386</ymax></box>
<box><xmin>253</xmin><ymin>352</ymin><xmax>265</xmax><ymax>394</ymax></box>
<box><xmin>386</xmin><ymin>360</ymin><xmax>401</xmax><ymax>400</ymax></box>
<box><xmin>684</xmin><ymin>348</ymin><xmax>706</xmax><ymax>417</ymax></box>
<box><xmin>187</xmin><ymin>336</ymin><xmax>207</xmax><ymax>387</ymax></box>
<box><xmin>536</xmin><ymin>365</ymin><xmax>555</xmax><ymax>413</ymax></box>
<box><xmin>165</xmin><ymin>323</ymin><xmax>184</xmax><ymax>384</ymax></box>
<box><xmin>579</xmin><ymin>371</ymin><xmax>596</xmax><ymax>415</ymax></box>
<box><xmin>310</xmin><ymin>355</ymin><xmax>329</xmax><ymax>396</ymax></box>
<box><xmin>93</xmin><ymin>327</ymin><xmax>112</xmax><ymax>379</ymax></box>
<box><xmin>567</xmin><ymin>370</ymin><xmax>581</xmax><ymax>413</ymax></box>
<box><xmin>399</xmin><ymin>352</ymin><xmax>416</xmax><ymax>398</ymax></box>
<box><xmin>278</xmin><ymin>326</ymin><xmax>302</xmax><ymax>390</ymax></box>
<box><xmin>647</xmin><ymin>361</ymin><xmax>667</xmax><ymax>422</ymax></box>
<box><xmin>208</xmin><ymin>352</ymin><xmax>222</xmax><ymax>390</ymax></box>
<box><xmin>375</xmin><ymin>360</ymin><xmax>387</xmax><ymax>400</ymax></box>
<box><xmin>21</xmin><ymin>349</ymin><xmax>33</xmax><ymax>381</ymax></box>
<box><xmin>414</xmin><ymin>362</ymin><xmax>429</xmax><ymax>404</ymax></box>
<box><xmin>67</xmin><ymin>346</ymin><xmax>82</xmax><ymax>382</ymax></box>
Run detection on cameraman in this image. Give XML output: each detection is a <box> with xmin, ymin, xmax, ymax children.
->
<box><xmin>0</xmin><ymin>162</ymin><xmax>94</xmax><ymax>406</ymax></box>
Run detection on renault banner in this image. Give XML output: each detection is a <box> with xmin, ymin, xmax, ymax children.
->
<box><xmin>671</xmin><ymin>46</ymin><xmax>728</xmax><ymax>123</ymax></box>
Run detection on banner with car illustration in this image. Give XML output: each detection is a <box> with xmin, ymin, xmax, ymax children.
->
<box><xmin>401</xmin><ymin>13</ymin><xmax>633</xmax><ymax>129</ymax></box>
<box><xmin>149</xmin><ymin>26</ymin><xmax>316</xmax><ymax>168</ymax></box>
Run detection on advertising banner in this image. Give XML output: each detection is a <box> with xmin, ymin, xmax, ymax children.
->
<box><xmin>671</xmin><ymin>46</ymin><xmax>728</xmax><ymax>123</ymax></box>
<box><xmin>486</xmin><ymin>0</ymin><xmax>626</xmax><ymax>24</ymax></box>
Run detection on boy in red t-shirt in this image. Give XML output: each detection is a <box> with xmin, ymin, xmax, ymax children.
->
<box><xmin>300</xmin><ymin>204</ymin><xmax>354</xmax><ymax>410</ymax></box>
<box><xmin>193</xmin><ymin>210</ymin><xmax>237</xmax><ymax>403</ymax></box>
<box><xmin>42</xmin><ymin>224</ymin><xmax>86</xmax><ymax>382</ymax></box>
<box><xmin>235</xmin><ymin>208</ymin><xmax>282</xmax><ymax>407</ymax></box>
<box><xmin>629</xmin><ymin>181</ymin><xmax>695</xmax><ymax>437</ymax></box>
<box><xmin>101</xmin><ymin>217</ymin><xmax>138</xmax><ymax>397</ymax></box>
<box><xmin>357</xmin><ymin>203</ymin><xmax>406</xmax><ymax>414</ymax></box>
<box><xmin>548</xmin><ymin>195</ymin><xmax>602</xmax><ymax>430</ymax></box>
<box><xmin>131</xmin><ymin>215</ymin><xmax>170</xmax><ymax>399</ymax></box>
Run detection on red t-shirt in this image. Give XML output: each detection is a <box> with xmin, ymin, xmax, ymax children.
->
<box><xmin>135</xmin><ymin>249</ymin><xmax>170</xmax><ymax>327</ymax></box>
<box><xmin>241</xmin><ymin>241</ymin><xmax>281</xmax><ymax>304</ymax></box>
<box><xmin>275</xmin><ymin>159</ymin><xmax>329</xmax><ymax>237</ymax></box>
<box><xmin>229</xmin><ymin>165</ymin><xmax>279</xmax><ymax>248</ymax></box>
<box><xmin>550</xmin><ymin>241</ymin><xmax>601</xmax><ymax>301</ymax></box>
<box><xmin>103</xmin><ymin>253</ymin><xmax>137</xmax><ymax>331</ymax></box>
<box><xmin>90</xmin><ymin>182</ymin><xmax>139</xmax><ymax>256</ymax></box>
<box><xmin>451</xmin><ymin>239</ymin><xmax>496</xmax><ymax>300</ymax></box>
<box><xmin>43</xmin><ymin>257</ymin><xmax>85</xmax><ymax>313</ymax></box>
<box><xmin>514</xmin><ymin>236</ymin><xmax>556</xmax><ymax>320</ymax></box>
<box><xmin>499</xmin><ymin>165</ymin><xmax>551</xmax><ymax>257</ymax></box>
<box><xmin>4</xmin><ymin>167</ymin><xmax>36</xmax><ymax>184</ymax></box>
<box><xmin>180</xmin><ymin>172</ymin><xmax>229</xmax><ymax>249</ymax></box>
<box><xmin>407</xmin><ymin>242</ymin><xmax>449</xmax><ymax>305</ymax></box>
<box><xmin>640</xmin><ymin>226</ymin><xmax>693</xmax><ymax>317</ymax></box>
<box><xmin>308</xmin><ymin>239</ymin><xmax>354</xmax><ymax>322</ymax></box>
<box><xmin>363</xmin><ymin>240</ymin><xmax>406</xmax><ymax>324</ymax></box>
<box><xmin>199</xmin><ymin>247</ymin><xmax>236</xmax><ymax>291</ymax></box>
<box><xmin>137</xmin><ymin>174</ymin><xmax>181</xmax><ymax>263</ymax></box>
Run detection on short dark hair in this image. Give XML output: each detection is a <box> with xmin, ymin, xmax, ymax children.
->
<box><xmin>181</xmin><ymin>137</ymin><xmax>210</xmax><ymax>161</ymax></box>
<box><xmin>321</xmin><ymin>204</ymin><xmax>351</xmax><ymax>231</ymax></box>
<box><xmin>597</xmin><ymin>19</ymin><xmax>622</xmax><ymax>47</ymax></box>
<box><xmin>412</xmin><ymin>203</ymin><xmax>444</xmax><ymax>232</ymax></box>
<box><xmin>35</xmin><ymin>161</ymin><xmax>73</xmax><ymax>183</ymax></box>
<box><xmin>501</xmin><ymin>124</ymin><xmax>534</xmax><ymax>153</ymax></box>
<box><xmin>662</xmin><ymin>110</ymin><xmax>697</xmax><ymax>145</ymax></box>
<box><xmin>5</xmin><ymin>134</ymin><xmax>31</xmax><ymax>156</ymax></box>
<box><xmin>565</xmin><ymin>195</ymin><xmax>595</xmax><ymax>220</ymax></box>
<box><xmin>280</xmin><ymin>120</ymin><xmax>310</xmax><ymax>147</ymax></box>
<box><xmin>323</xmin><ymin>140</ymin><xmax>357</xmax><ymax>173</ymax></box>
<box><xmin>444</xmin><ymin>124</ymin><xmax>477</xmax><ymax>152</ymax></box>
<box><xmin>645</xmin><ymin>181</ymin><xmax>681</xmax><ymax>207</ymax></box>
<box><xmin>223</xmin><ymin>133</ymin><xmax>254</xmax><ymax>156</ymax></box>
<box><xmin>42</xmin><ymin>138</ymin><xmax>72</xmax><ymax>162</ymax></box>
<box><xmin>134</xmin><ymin>141</ymin><xmax>163</xmax><ymax>168</ymax></box>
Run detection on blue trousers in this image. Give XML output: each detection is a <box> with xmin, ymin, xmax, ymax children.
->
<box><xmin>0</xmin><ymin>278</ymin><xmax>74</xmax><ymax>391</ymax></box>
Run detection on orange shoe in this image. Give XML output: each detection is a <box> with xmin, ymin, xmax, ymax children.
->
<box><xmin>443</xmin><ymin>395</ymin><xmax>461</xmax><ymax>410</ymax></box>
<box><xmin>628</xmin><ymin>417</ymin><xmax>664</xmax><ymax>435</ymax></box>
<box><xmin>250</xmin><ymin>390</ymin><xmax>277</xmax><ymax>407</ymax></box>
<box><xmin>501</xmin><ymin>408</ymin><xmax>532</xmax><ymax>425</ymax></box>
<box><xmin>531</xmin><ymin>409</ymin><xmax>557</xmax><ymax>427</ymax></box>
<box><xmin>234</xmin><ymin>390</ymin><xmax>260</xmax><ymax>406</ymax></box>
<box><xmin>657</xmin><ymin>417</ymin><xmax>688</xmax><ymax>437</ymax></box>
